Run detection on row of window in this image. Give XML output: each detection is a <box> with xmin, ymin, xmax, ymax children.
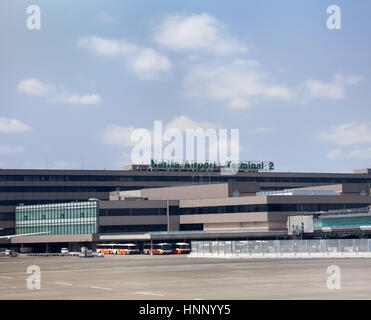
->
<box><xmin>99</xmin><ymin>206</ymin><xmax>179</xmax><ymax>217</ymax></box>
<box><xmin>4</xmin><ymin>203</ymin><xmax>370</xmax><ymax>221</ymax></box>
<box><xmin>17</xmin><ymin>222</ymin><xmax>96</xmax><ymax>235</ymax></box>
<box><xmin>0</xmin><ymin>213</ymin><xmax>14</xmax><ymax>221</ymax></box>
<box><xmin>99</xmin><ymin>208</ymin><xmax>167</xmax><ymax>216</ymax></box>
<box><xmin>0</xmin><ymin>174</ymin><xmax>370</xmax><ymax>183</ymax></box>
<box><xmin>179</xmin><ymin>203</ymin><xmax>369</xmax><ymax>215</ymax></box>
<box><xmin>0</xmin><ymin>186</ymin><xmax>119</xmax><ymax>193</ymax></box>
<box><xmin>99</xmin><ymin>224</ymin><xmax>203</xmax><ymax>234</ymax></box>
<box><xmin>16</xmin><ymin>207</ymin><xmax>97</xmax><ymax>221</ymax></box>
<box><xmin>0</xmin><ymin>228</ymin><xmax>15</xmax><ymax>236</ymax></box>
<box><xmin>314</xmin><ymin>216</ymin><xmax>371</xmax><ymax>229</ymax></box>
<box><xmin>97</xmin><ymin>203</ymin><xmax>371</xmax><ymax>217</ymax></box>
<box><xmin>0</xmin><ymin>200</ymin><xmax>95</xmax><ymax>206</ymax></box>
<box><xmin>179</xmin><ymin>224</ymin><xmax>203</xmax><ymax>231</ymax></box>
<box><xmin>99</xmin><ymin>224</ymin><xmax>167</xmax><ymax>234</ymax></box>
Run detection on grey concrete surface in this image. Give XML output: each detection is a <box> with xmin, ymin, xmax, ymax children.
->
<box><xmin>0</xmin><ymin>255</ymin><xmax>370</xmax><ymax>299</ymax></box>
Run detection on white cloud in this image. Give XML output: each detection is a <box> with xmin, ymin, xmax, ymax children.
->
<box><xmin>327</xmin><ymin>147</ymin><xmax>371</xmax><ymax>160</ymax></box>
<box><xmin>0</xmin><ymin>144</ymin><xmax>24</xmax><ymax>155</ymax></box>
<box><xmin>49</xmin><ymin>160</ymin><xmax>80</xmax><ymax>169</ymax></box>
<box><xmin>0</xmin><ymin>117</ymin><xmax>31</xmax><ymax>133</ymax></box>
<box><xmin>102</xmin><ymin>117</ymin><xmax>217</xmax><ymax>149</ymax></box>
<box><xmin>77</xmin><ymin>35</ymin><xmax>171</xmax><ymax>79</ymax></box>
<box><xmin>303</xmin><ymin>74</ymin><xmax>362</xmax><ymax>100</ymax></box>
<box><xmin>326</xmin><ymin>149</ymin><xmax>343</xmax><ymax>160</ymax></box>
<box><xmin>153</xmin><ymin>13</ymin><xmax>247</xmax><ymax>55</ymax></box>
<box><xmin>319</xmin><ymin>121</ymin><xmax>371</xmax><ymax>146</ymax></box>
<box><xmin>98</xmin><ymin>12</ymin><xmax>117</xmax><ymax>25</ymax></box>
<box><xmin>165</xmin><ymin>115</ymin><xmax>217</xmax><ymax>132</ymax></box>
<box><xmin>18</xmin><ymin>78</ymin><xmax>102</xmax><ymax>105</ymax></box>
<box><xmin>184</xmin><ymin>59</ymin><xmax>361</xmax><ymax>109</ymax></box>
<box><xmin>228</xmin><ymin>98</ymin><xmax>251</xmax><ymax>110</ymax></box>
<box><xmin>347</xmin><ymin>147</ymin><xmax>371</xmax><ymax>160</ymax></box>
<box><xmin>103</xmin><ymin>116</ymin><xmax>219</xmax><ymax>149</ymax></box>
<box><xmin>111</xmin><ymin>152</ymin><xmax>134</xmax><ymax>170</ymax></box>
<box><xmin>102</xmin><ymin>125</ymin><xmax>138</xmax><ymax>148</ymax></box>
<box><xmin>77</xmin><ymin>36</ymin><xmax>138</xmax><ymax>57</ymax></box>
<box><xmin>17</xmin><ymin>78</ymin><xmax>50</xmax><ymax>97</ymax></box>
<box><xmin>184</xmin><ymin>59</ymin><xmax>292</xmax><ymax>109</ymax></box>
<box><xmin>248</xmin><ymin>126</ymin><xmax>276</xmax><ymax>135</ymax></box>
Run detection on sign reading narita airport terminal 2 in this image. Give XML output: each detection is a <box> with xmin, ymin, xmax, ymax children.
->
<box><xmin>150</xmin><ymin>160</ymin><xmax>275</xmax><ymax>171</ymax></box>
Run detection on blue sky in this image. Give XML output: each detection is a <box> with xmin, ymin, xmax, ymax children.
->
<box><xmin>1</xmin><ymin>0</ymin><xmax>371</xmax><ymax>173</ymax></box>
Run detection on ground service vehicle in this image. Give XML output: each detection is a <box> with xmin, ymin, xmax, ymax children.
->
<box><xmin>96</xmin><ymin>243</ymin><xmax>139</xmax><ymax>255</ymax></box>
<box><xmin>80</xmin><ymin>247</ymin><xmax>93</xmax><ymax>258</ymax></box>
<box><xmin>143</xmin><ymin>243</ymin><xmax>173</xmax><ymax>255</ymax></box>
<box><xmin>173</xmin><ymin>242</ymin><xmax>191</xmax><ymax>254</ymax></box>
<box><xmin>4</xmin><ymin>249</ymin><xmax>17</xmax><ymax>257</ymax></box>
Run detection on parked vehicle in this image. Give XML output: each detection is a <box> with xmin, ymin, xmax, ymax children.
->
<box><xmin>143</xmin><ymin>243</ymin><xmax>173</xmax><ymax>255</ymax></box>
<box><xmin>5</xmin><ymin>249</ymin><xmax>18</xmax><ymax>257</ymax></box>
<box><xmin>96</xmin><ymin>243</ymin><xmax>139</xmax><ymax>255</ymax></box>
<box><xmin>173</xmin><ymin>242</ymin><xmax>191</xmax><ymax>254</ymax></box>
<box><xmin>79</xmin><ymin>247</ymin><xmax>93</xmax><ymax>258</ymax></box>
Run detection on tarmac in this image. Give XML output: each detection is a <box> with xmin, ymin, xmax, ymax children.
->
<box><xmin>0</xmin><ymin>254</ymin><xmax>371</xmax><ymax>299</ymax></box>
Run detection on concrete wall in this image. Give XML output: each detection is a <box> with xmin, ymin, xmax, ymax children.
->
<box><xmin>178</xmin><ymin>194</ymin><xmax>371</xmax><ymax>233</ymax></box>
<box><xmin>141</xmin><ymin>183</ymin><xmax>230</xmax><ymax>200</ymax></box>
<box><xmin>298</xmin><ymin>183</ymin><xmax>371</xmax><ymax>195</ymax></box>
<box><xmin>11</xmin><ymin>233</ymin><xmax>98</xmax><ymax>244</ymax></box>
<box><xmin>99</xmin><ymin>199</ymin><xmax>178</xmax><ymax>209</ymax></box>
<box><xmin>99</xmin><ymin>215</ymin><xmax>168</xmax><ymax>226</ymax></box>
<box><xmin>141</xmin><ymin>182</ymin><xmax>261</xmax><ymax>200</ymax></box>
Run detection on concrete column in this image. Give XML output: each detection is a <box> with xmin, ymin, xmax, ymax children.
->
<box><xmin>166</xmin><ymin>200</ymin><xmax>170</xmax><ymax>231</ymax></box>
<box><xmin>275</xmin><ymin>240</ymin><xmax>280</xmax><ymax>254</ymax></box>
<box><xmin>91</xmin><ymin>242</ymin><xmax>96</xmax><ymax>252</ymax></box>
<box><xmin>353</xmin><ymin>239</ymin><xmax>356</xmax><ymax>253</ymax></box>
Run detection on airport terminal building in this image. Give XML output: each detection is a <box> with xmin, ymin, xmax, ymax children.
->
<box><xmin>1</xmin><ymin>166</ymin><xmax>371</xmax><ymax>252</ymax></box>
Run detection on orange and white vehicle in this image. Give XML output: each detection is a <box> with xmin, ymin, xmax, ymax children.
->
<box><xmin>121</xmin><ymin>243</ymin><xmax>140</xmax><ymax>254</ymax></box>
<box><xmin>143</xmin><ymin>243</ymin><xmax>173</xmax><ymax>255</ymax></box>
<box><xmin>173</xmin><ymin>242</ymin><xmax>191</xmax><ymax>254</ymax></box>
<box><xmin>96</xmin><ymin>243</ymin><xmax>139</xmax><ymax>255</ymax></box>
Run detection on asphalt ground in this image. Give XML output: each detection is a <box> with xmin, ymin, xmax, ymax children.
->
<box><xmin>0</xmin><ymin>254</ymin><xmax>370</xmax><ymax>299</ymax></box>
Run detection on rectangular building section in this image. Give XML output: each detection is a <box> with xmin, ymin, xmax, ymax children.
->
<box><xmin>15</xmin><ymin>200</ymin><xmax>98</xmax><ymax>236</ymax></box>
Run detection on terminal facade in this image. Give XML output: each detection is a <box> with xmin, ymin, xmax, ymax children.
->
<box><xmin>1</xmin><ymin>166</ymin><xmax>371</xmax><ymax>252</ymax></box>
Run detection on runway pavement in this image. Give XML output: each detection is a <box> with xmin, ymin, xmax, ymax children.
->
<box><xmin>0</xmin><ymin>254</ymin><xmax>370</xmax><ymax>299</ymax></box>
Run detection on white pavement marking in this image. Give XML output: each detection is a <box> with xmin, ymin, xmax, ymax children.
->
<box><xmin>0</xmin><ymin>276</ymin><xmax>14</xmax><ymax>279</ymax></box>
<box><xmin>54</xmin><ymin>282</ymin><xmax>72</xmax><ymax>286</ymax></box>
<box><xmin>90</xmin><ymin>286</ymin><xmax>113</xmax><ymax>291</ymax></box>
<box><xmin>135</xmin><ymin>291</ymin><xmax>164</xmax><ymax>297</ymax></box>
